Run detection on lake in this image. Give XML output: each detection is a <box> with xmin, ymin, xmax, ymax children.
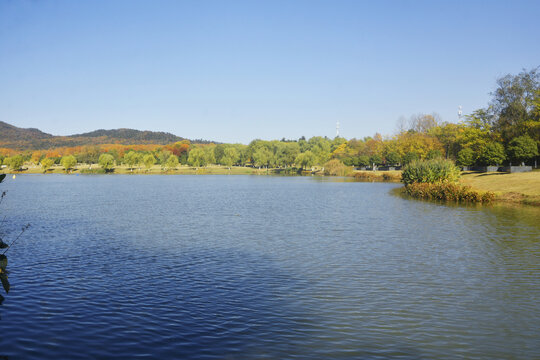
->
<box><xmin>1</xmin><ymin>175</ymin><xmax>539</xmax><ymax>359</ymax></box>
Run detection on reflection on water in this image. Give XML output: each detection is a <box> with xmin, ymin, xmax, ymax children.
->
<box><xmin>0</xmin><ymin>175</ymin><xmax>539</xmax><ymax>359</ymax></box>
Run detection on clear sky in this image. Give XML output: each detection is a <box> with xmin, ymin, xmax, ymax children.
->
<box><xmin>1</xmin><ymin>0</ymin><xmax>539</xmax><ymax>144</ymax></box>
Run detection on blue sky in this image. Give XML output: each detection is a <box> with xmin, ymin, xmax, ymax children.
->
<box><xmin>1</xmin><ymin>0</ymin><xmax>539</xmax><ymax>143</ymax></box>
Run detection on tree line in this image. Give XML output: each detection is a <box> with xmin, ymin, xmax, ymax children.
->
<box><xmin>1</xmin><ymin>67</ymin><xmax>539</xmax><ymax>172</ymax></box>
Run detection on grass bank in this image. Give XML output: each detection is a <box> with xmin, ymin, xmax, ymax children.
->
<box><xmin>351</xmin><ymin>170</ymin><xmax>402</xmax><ymax>182</ymax></box>
<box><xmin>459</xmin><ymin>170</ymin><xmax>540</xmax><ymax>206</ymax></box>
<box><xmin>1</xmin><ymin>164</ymin><xmax>281</xmax><ymax>175</ymax></box>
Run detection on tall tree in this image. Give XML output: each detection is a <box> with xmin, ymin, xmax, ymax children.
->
<box><xmin>490</xmin><ymin>67</ymin><xmax>540</xmax><ymax>141</ymax></box>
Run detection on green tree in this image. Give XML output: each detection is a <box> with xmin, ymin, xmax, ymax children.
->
<box><xmin>4</xmin><ymin>155</ymin><xmax>24</xmax><ymax>170</ymax></box>
<box><xmin>477</xmin><ymin>142</ymin><xmax>506</xmax><ymax>166</ymax></box>
<box><xmin>295</xmin><ymin>150</ymin><xmax>315</xmax><ymax>170</ymax></box>
<box><xmin>40</xmin><ymin>158</ymin><xmax>55</xmax><ymax>172</ymax></box>
<box><xmin>60</xmin><ymin>155</ymin><xmax>77</xmax><ymax>172</ymax></box>
<box><xmin>456</xmin><ymin>148</ymin><xmax>475</xmax><ymax>167</ymax></box>
<box><xmin>308</xmin><ymin>136</ymin><xmax>332</xmax><ymax>165</ymax></box>
<box><xmin>402</xmin><ymin>152</ymin><xmax>419</xmax><ymax>165</ymax></box>
<box><xmin>279</xmin><ymin>142</ymin><xmax>300</xmax><ymax>167</ymax></box>
<box><xmin>143</xmin><ymin>154</ymin><xmax>156</xmax><ymax>169</ymax></box>
<box><xmin>385</xmin><ymin>152</ymin><xmax>401</xmax><ymax>166</ymax></box>
<box><xmin>253</xmin><ymin>147</ymin><xmax>272</xmax><ymax>168</ymax></box>
<box><xmin>490</xmin><ymin>67</ymin><xmax>540</xmax><ymax>141</ymax></box>
<box><xmin>369</xmin><ymin>154</ymin><xmax>382</xmax><ymax>166</ymax></box>
<box><xmin>426</xmin><ymin>149</ymin><xmax>443</xmax><ymax>160</ymax></box>
<box><xmin>357</xmin><ymin>155</ymin><xmax>370</xmax><ymax>167</ymax></box>
<box><xmin>507</xmin><ymin>135</ymin><xmax>538</xmax><ymax>164</ymax></box>
<box><xmin>157</xmin><ymin>150</ymin><xmax>172</xmax><ymax>166</ymax></box>
<box><xmin>165</xmin><ymin>155</ymin><xmax>179</xmax><ymax>170</ymax></box>
<box><xmin>99</xmin><ymin>153</ymin><xmax>115</xmax><ymax>171</ymax></box>
<box><xmin>221</xmin><ymin>147</ymin><xmax>239</xmax><ymax>168</ymax></box>
<box><xmin>123</xmin><ymin>151</ymin><xmax>141</xmax><ymax>171</ymax></box>
<box><xmin>187</xmin><ymin>147</ymin><xmax>206</xmax><ymax>167</ymax></box>
<box><xmin>204</xmin><ymin>146</ymin><xmax>216</xmax><ymax>165</ymax></box>
<box><xmin>214</xmin><ymin>144</ymin><xmax>226</xmax><ymax>164</ymax></box>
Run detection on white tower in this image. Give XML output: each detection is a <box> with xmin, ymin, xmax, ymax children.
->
<box><xmin>336</xmin><ymin>121</ymin><xmax>340</xmax><ymax>137</ymax></box>
<box><xmin>458</xmin><ymin>105</ymin><xmax>463</xmax><ymax>121</ymax></box>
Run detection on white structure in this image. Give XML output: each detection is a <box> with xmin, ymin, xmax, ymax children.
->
<box><xmin>336</xmin><ymin>121</ymin><xmax>340</xmax><ymax>137</ymax></box>
<box><xmin>458</xmin><ymin>105</ymin><xmax>463</xmax><ymax>121</ymax></box>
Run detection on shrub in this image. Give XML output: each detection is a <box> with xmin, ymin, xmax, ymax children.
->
<box><xmin>353</xmin><ymin>171</ymin><xmax>400</xmax><ymax>182</ymax></box>
<box><xmin>401</xmin><ymin>158</ymin><xmax>460</xmax><ymax>185</ymax></box>
<box><xmin>324</xmin><ymin>159</ymin><xmax>352</xmax><ymax>176</ymax></box>
<box><xmin>404</xmin><ymin>182</ymin><xmax>495</xmax><ymax>203</ymax></box>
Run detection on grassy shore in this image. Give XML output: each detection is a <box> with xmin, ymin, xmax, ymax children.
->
<box><xmin>351</xmin><ymin>170</ymin><xmax>402</xmax><ymax>182</ymax></box>
<box><xmin>0</xmin><ymin>164</ymin><xmax>303</xmax><ymax>176</ymax></box>
<box><xmin>3</xmin><ymin>164</ymin><xmax>539</xmax><ymax>205</ymax></box>
<box><xmin>459</xmin><ymin>170</ymin><xmax>540</xmax><ymax>206</ymax></box>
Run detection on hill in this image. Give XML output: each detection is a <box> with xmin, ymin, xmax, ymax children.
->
<box><xmin>0</xmin><ymin>121</ymin><xmax>53</xmax><ymax>141</ymax></box>
<box><xmin>0</xmin><ymin>121</ymin><xmax>207</xmax><ymax>149</ymax></box>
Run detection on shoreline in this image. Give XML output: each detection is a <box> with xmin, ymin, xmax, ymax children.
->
<box><xmin>3</xmin><ymin>166</ymin><xmax>538</xmax><ymax>206</ymax></box>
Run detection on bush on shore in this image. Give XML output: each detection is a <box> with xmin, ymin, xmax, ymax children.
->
<box><xmin>353</xmin><ymin>171</ymin><xmax>401</xmax><ymax>182</ymax></box>
<box><xmin>401</xmin><ymin>159</ymin><xmax>460</xmax><ymax>186</ymax></box>
<box><xmin>404</xmin><ymin>182</ymin><xmax>495</xmax><ymax>203</ymax></box>
<box><xmin>324</xmin><ymin>159</ymin><xmax>353</xmax><ymax>176</ymax></box>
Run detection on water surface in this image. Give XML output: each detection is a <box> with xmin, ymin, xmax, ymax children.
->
<box><xmin>1</xmin><ymin>175</ymin><xmax>539</xmax><ymax>359</ymax></box>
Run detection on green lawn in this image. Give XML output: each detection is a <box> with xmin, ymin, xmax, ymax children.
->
<box><xmin>460</xmin><ymin>170</ymin><xmax>540</xmax><ymax>205</ymax></box>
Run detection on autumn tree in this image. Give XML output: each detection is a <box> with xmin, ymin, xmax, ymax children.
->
<box><xmin>31</xmin><ymin>151</ymin><xmax>43</xmax><ymax>165</ymax></box>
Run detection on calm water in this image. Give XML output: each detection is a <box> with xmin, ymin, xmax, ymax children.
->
<box><xmin>1</xmin><ymin>175</ymin><xmax>539</xmax><ymax>359</ymax></box>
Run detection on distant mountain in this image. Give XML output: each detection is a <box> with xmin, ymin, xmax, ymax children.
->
<box><xmin>0</xmin><ymin>121</ymin><xmax>207</xmax><ymax>150</ymax></box>
<box><xmin>69</xmin><ymin>128</ymin><xmax>185</xmax><ymax>144</ymax></box>
<box><xmin>0</xmin><ymin>121</ymin><xmax>53</xmax><ymax>141</ymax></box>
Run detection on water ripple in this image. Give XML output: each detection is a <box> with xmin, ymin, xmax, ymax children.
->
<box><xmin>0</xmin><ymin>175</ymin><xmax>539</xmax><ymax>359</ymax></box>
